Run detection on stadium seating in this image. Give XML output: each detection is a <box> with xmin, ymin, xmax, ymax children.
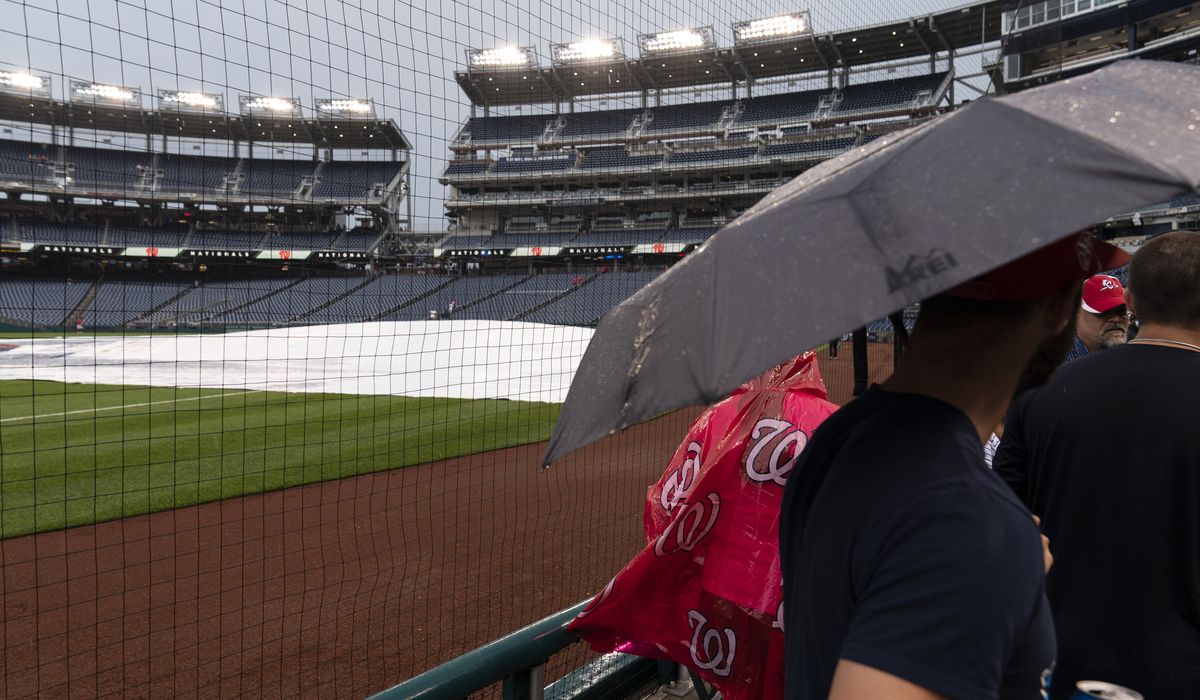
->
<box><xmin>444</xmin><ymin>160</ymin><xmax>491</xmax><ymax>176</ymax></box>
<box><xmin>134</xmin><ymin>278</ymin><xmax>296</xmax><ymax>326</ymax></box>
<box><xmin>832</xmin><ymin>72</ymin><xmax>947</xmax><ymax>117</ymax></box>
<box><xmin>762</xmin><ymin>137</ymin><xmax>856</xmax><ymax>159</ymax></box>
<box><xmin>18</xmin><ymin>221</ymin><xmax>104</xmax><ymax>245</ymax></box>
<box><xmin>381</xmin><ymin>275</ymin><xmax>528</xmax><ymax>321</ymax></box>
<box><xmin>314</xmin><ymin>161</ymin><xmax>403</xmax><ymax>198</ymax></box>
<box><xmin>157</xmin><ymin>154</ymin><xmax>237</xmax><ymax>191</ymax></box>
<box><xmin>0</xmin><ymin>139</ymin><xmax>55</xmax><ymax>183</ymax></box>
<box><xmin>299</xmin><ymin>274</ymin><xmax>452</xmax><ymax>324</ymax></box>
<box><xmin>333</xmin><ymin>230</ymin><xmax>382</xmax><ymax>251</ymax></box>
<box><xmin>88</xmin><ymin>280</ymin><xmax>195</xmax><ymax>326</ymax></box>
<box><xmin>214</xmin><ymin>276</ymin><xmax>369</xmax><ymax>325</ymax></box>
<box><xmin>107</xmin><ymin>227</ymin><xmax>190</xmax><ymax>248</ymax></box>
<box><xmin>65</xmin><ymin>146</ymin><xmax>152</xmax><ymax>191</ymax></box>
<box><xmin>185</xmin><ymin>231</ymin><xmax>266</xmax><ymax>249</ymax></box>
<box><xmin>0</xmin><ymin>279</ymin><xmax>92</xmax><ymax>326</ymax></box>
<box><xmin>457</xmin><ymin>272</ymin><xmax>580</xmax><ymax>321</ymax></box>
<box><xmin>462</xmin><ymin>115</ymin><xmax>552</xmax><ymax>144</ymax></box>
<box><xmin>260</xmin><ymin>232</ymin><xmax>339</xmax><ymax>250</ymax></box>
<box><xmin>238</xmin><ymin>159</ymin><xmax>316</xmax><ymax>196</ymax></box>
<box><xmin>571</xmin><ymin>229</ymin><xmax>662</xmax><ymax>246</ymax></box>
<box><xmin>558</xmin><ymin>109</ymin><xmax>641</xmax><ymax>139</ymax></box>
<box><xmin>647</xmin><ymin>101</ymin><xmax>732</xmax><ymax>133</ymax></box>
<box><xmin>440</xmin><ymin>235</ymin><xmax>495</xmax><ymax>250</ymax></box>
<box><xmin>739</xmin><ymin>87</ymin><xmax>828</xmax><ymax>125</ymax></box>
<box><xmin>493</xmin><ymin>153</ymin><xmax>576</xmax><ymax>173</ymax></box>
<box><xmin>520</xmin><ymin>270</ymin><xmax>662</xmax><ymax>326</ymax></box>
<box><xmin>661</xmin><ymin>226</ymin><xmax>718</xmax><ymax>243</ymax></box>
<box><xmin>669</xmin><ymin>147</ymin><xmax>758</xmax><ymax>164</ymax></box>
<box><xmin>579</xmin><ymin>147</ymin><xmax>662</xmax><ymax>170</ymax></box>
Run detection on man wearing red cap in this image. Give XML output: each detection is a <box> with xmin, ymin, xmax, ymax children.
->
<box><xmin>1063</xmin><ymin>274</ymin><xmax>1130</xmax><ymax>362</ymax></box>
<box><xmin>781</xmin><ymin>231</ymin><xmax>1129</xmax><ymax>700</ymax></box>
<box><xmin>994</xmin><ymin>231</ymin><xmax>1200</xmax><ymax>699</ymax></box>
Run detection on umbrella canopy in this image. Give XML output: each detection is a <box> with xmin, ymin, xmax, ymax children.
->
<box><xmin>544</xmin><ymin>60</ymin><xmax>1200</xmax><ymax>467</ymax></box>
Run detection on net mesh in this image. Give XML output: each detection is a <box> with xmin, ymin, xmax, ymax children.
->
<box><xmin>0</xmin><ymin>0</ymin><xmax>1165</xmax><ymax>696</ymax></box>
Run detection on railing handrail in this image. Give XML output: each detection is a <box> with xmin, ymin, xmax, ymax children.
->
<box><xmin>367</xmin><ymin>600</ymin><xmax>590</xmax><ymax>699</ymax></box>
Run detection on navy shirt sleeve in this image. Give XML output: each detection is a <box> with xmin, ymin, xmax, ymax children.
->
<box><xmin>993</xmin><ymin>393</ymin><xmax>1032</xmax><ymax>506</ymax></box>
<box><xmin>841</xmin><ymin>483</ymin><xmax>1048</xmax><ymax>700</ymax></box>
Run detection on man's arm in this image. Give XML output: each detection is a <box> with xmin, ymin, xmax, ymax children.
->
<box><xmin>829</xmin><ymin>660</ymin><xmax>949</xmax><ymax>700</ymax></box>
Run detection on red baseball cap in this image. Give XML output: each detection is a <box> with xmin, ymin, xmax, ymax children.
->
<box><xmin>1081</xmin><ymin>274</ymin><xmax>1126</xmax><ymax>313</ymax></box>
<box><xmin>948</xmin><ymin>229</ymin><xmax>1130</xmax><ymax>301</ymax></box>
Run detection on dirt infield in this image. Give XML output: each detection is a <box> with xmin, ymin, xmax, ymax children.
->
<box><xmin>0</xmin><ymin>343</ymin><xmax>894</xmax><ymax>699</ymax></box>
<box><xmin>1</xmin><ymin>408</ymin><xmax>698</xmax><ymax>699</ymax></box>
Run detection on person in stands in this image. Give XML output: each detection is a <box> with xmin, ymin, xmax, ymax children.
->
<box><xmin>781</xmin><ymin>231</ymin><xmax>1127</xmax><ymax>700</ymax></box>
<box><xmin>1062</xmin><ymin>274</ymin><xmax>1129</xmax><ymax>362</ymax></box>
<box><xmin>994</xmin><ymin>231</ymin><xmax>1200</xmax><ymax>699</ymax></box>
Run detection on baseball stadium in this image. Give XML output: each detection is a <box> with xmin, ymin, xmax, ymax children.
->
<box><xmin>0</xmin><ymin>0</ymin><xmax>1197</xmax><ymax>697</ymax></box>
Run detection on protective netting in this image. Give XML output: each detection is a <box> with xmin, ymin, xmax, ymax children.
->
<box><xmin>0</xmin><ymin>0</ymin><xmax>1172</xmax><ymax>697</ymax></box>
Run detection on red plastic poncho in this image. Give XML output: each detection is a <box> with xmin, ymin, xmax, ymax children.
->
<box><xmin>568</xmin><ymin>352</ymin><xmax>839</xmax><ymax>699</ymax></box>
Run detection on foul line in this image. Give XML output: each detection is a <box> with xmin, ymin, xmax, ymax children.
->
<box><xmin>0</xmin><ymin>389</ymin><xmax>253</xmax><ymax>424</ymax></box>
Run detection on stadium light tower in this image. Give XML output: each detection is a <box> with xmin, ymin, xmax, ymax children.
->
<box><xmin>733</xmin><ymin>12</ymin><xmax>812</xmax><ymax>44</ymax></box>
<box><xmin>467</xmin><ymin>46</ymin><xmax>537</xmax><ymax>69</ymax></box>
<box><xmin>0</xmin><ymin>69</ymin><xmax>51</xmax><ymax>96</ymax></box>
<box><xmin>158</xmin><ymin>89</ymin><xmax>224</xmax><ymax>112</ymax></box>
<box><xmin>238</xmin><ymin>95</ymin><xmax>301</xmax><ymax>116</ymax></box>
<box><xmin>551</xmin><ymin>38</ymin><xmax>622</xmax><ymax>64</ymax></box>
<box><xmin>70</xmin><ymin>80</ymin><xmax>139</xmax><ymax>106</ymax></box>
<box><xmin>315</xmin><ymin>97</ymin><xmax>376</xmax><ymax>118</ymax></box>
<box><xmin>637</xmin><ymin>27</ymin><xmax>715</xmax><ymax>55</ymax></box>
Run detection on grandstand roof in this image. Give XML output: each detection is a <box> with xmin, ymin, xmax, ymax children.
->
<box><xmin>0</xmin><ymin>92</ymin><xmax>411</xmax><ymax>150</ymax></box>
<box><xmin>456</xmin><ymin>0</ymin><xmax>1002</xmax><ymax>106</ymax></box>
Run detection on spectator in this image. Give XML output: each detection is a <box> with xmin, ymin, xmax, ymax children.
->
<box><xmin>993</xmin><ymin>231</ymin><xmax>1200</xmax><ymax>699</ymax></box>
<box><xmin>1063</xmin><ymin>274</ymin><xmax>1129</xmax><ymax>362</ymax></box>
<box><xmin>780</xmin><ymin>232</ymin><xmax>1128</xmax><ymax>700</ymax></box>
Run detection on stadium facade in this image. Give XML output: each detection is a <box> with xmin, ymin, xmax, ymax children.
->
<box><xmin>0</xmin><ymin>0</ymin><xmax>1196</xmax><ymax>332</ymax></box>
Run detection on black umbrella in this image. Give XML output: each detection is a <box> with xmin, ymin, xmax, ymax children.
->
<box><xmin>544</xmin><ymin>60</ymin><xmax>1200</xmax><ymax>466</ymax></box>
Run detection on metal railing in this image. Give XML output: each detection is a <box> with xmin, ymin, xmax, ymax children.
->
<box><xmin>368</xmin><ymin>600</ymin><xmax>669</xmax><ymax>700</ymax></box>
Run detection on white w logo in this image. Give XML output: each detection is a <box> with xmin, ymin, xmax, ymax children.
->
<box><xmin>744</xmin><ymin>418</ymin><xmax>807</xmax><ymax>487</ymax></box>
<box><xmin>688</xmin><ymin>610</ymin><xmax>737</xmax><ymax>677</ymax></box>
<box><xmin>660</xmin><ymin>441</ymin><xmax>702</xmax><ymax>512</ymax></box>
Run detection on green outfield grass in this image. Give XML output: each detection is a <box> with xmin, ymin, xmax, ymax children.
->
<box><xmin>0</xmin><ymin>380</ymin><xmax>559</xmax><ymax>538</ymax></box>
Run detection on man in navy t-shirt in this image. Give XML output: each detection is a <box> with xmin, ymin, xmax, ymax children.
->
<box><xmin>780</xmin><ymin>231</ymin><xmax>1129</xmax><ymax>699</ymax></box>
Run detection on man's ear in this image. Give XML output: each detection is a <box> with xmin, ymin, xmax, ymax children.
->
<box><xmin>1124</xmin><ymin>288</ymin><xmax>1136</xmax><ymax>316</ymax></box>
<box><xmin>1044</xmin><ymin>281</ymin><xmax>1083</xmax><ymax>334</ymax></box>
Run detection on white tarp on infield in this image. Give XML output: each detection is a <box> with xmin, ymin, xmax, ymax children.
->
<box><xmin>0</xmin><ymin>321</ymin><xmax>594</xmax><ymax>403</ymax></box>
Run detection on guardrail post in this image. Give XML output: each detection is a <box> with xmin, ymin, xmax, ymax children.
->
<box><xmin>503</xmin><ymin>663</ymin><xmax>545</xmax><ymax>700</ymax></box>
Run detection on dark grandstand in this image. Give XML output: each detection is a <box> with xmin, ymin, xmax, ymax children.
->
<box><xmin>1</xmin><ymin>0</ymin><xmax>1195</xmax><ymax>332</ymax></box>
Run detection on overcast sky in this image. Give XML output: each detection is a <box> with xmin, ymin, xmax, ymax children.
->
<box><xmin>0</xmin><ymin>0</ymin><xmax>981</xmax><ymax>230</ymax></box>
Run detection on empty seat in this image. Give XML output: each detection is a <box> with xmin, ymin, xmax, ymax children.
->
<box><xmin>463</xmin><ymin>116</ymin><xmax>553</xmax><ymax>144</ymax></box>
<box><xmin>239</xmin><ymin>159</ymin><xmax>316</xmax><ymax>196</ymax></box>
<box><xmin>65</xmin><ymin>146</ymin><xmax>152</xmax><ymax>191</ymax></box>
<box><xmin>669</xmin><ymin>147</ymin><xmax>758</xmax><ymax>164</ymax></box>
<box><xmin>648</xmin><ymin>101</ymin><xmax>731</xmax><ymax>133</ymax></box>
<box><xmin>762</xmin><ymin>137</ymin><xmax>855</xmax><ymax>158</ymax></box>
<box><xmin>558</xmin><ymin>109</ymin><xmax>641</xmax><ymax>138</ymax></box>
<box><xmin>833</xmin><ymin>72</ymin><xmax>947</xmax><ymax>117</ymax></box>
<box><xmin>739</xmin><ymin>88</ymin><xmax>828</xmax><ymax>125</ymax></box>
<box><xmin>580</xmin><ymin>147</ymin><xmax>662</xmax><ymax>170</ymax></box>
<box><xmin>314</xmin><ymin>161</ymin><xmax>403</xmax><ymax>198</ymax></box>
<box><xmin>0</xmin><ymin>139</ymin><xmax>55</xmax><ymax>183</ymax></box>
<box><xmin>444</xmin><ymin>161</ymin><xmax>491</xmax><ymax>176</ymax></box>
<box><xmin>157</xmin><ymin>154</ymin><xmax>236</xmax><ymax>191</ymax></box>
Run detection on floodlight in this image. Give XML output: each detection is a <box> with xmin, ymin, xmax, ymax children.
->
<box><xmin>552</xmin><ymin>38</ymin><xmax>621</xmax><ymax>63</ymax></box>
<box><xmin>638</xmin><ymin>27</ymin><xmax>714</xmax><ymax>54</ymax></box>
<box><xmin>733</xmin><ymin>12</ymin><xmax>812</xmax><ymax>43</ymax></box>
<box><xmin>159</xmin><ymin>89</ymin><xmax>224</xmax><ymax>111</ymax></box>
<box><xmin>316</xmin><ymin>98</ymin><xmax>375</xmax><ymax>118</ymax></box>
<box><xmin>239</xmin><ymin>95</ymin><xmax>301</xmax><ymax>115</ymax></box>
<box><xmin>469</xmin><ymin>46</ymin><xmax>535</xmax><ymax>68</ymax></box>
<box><xmin>0</xmin><ymin>69</ymin><xmax>50</xmax><ymax>94</ymax></box>
<box><xmin>70</xmin><ymin>80</ymin><xmax>138</xmax><ymax>105</ymax></box>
